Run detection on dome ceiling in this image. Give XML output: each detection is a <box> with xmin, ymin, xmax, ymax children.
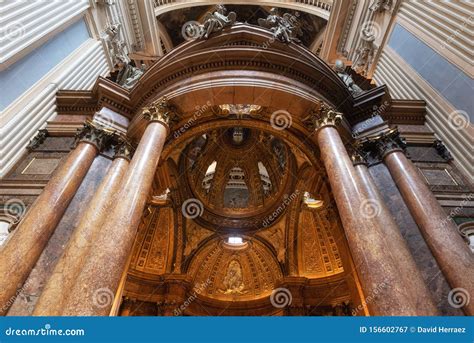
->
<box><xmin>179</xmin><ymin>126</ymin><xmax>295</xmax><ymax>231</ymax></box>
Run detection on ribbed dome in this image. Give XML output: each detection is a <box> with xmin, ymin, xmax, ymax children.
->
<box><xmin>180</xmin><ymin>126</ymin><xmax>294</xmax><ymax>231</ymax></box>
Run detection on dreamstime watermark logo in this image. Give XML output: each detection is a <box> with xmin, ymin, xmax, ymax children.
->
<box><xmin>448</xmin><ymin>110</ymin><xmax>470</xmax><ymax>131</ymax></box>
<box><xmin>262</xmin><ymin>191</ymin><xmax>299</xmax><ymax>227</ymax></box>
<box><xmin>173</xmin><ymin>101</ymin><xmax>212</xmax><ymax>139</ymax></box>
<box><xmin>181</xmin><ymin>21</ymin><xmax>202</xmax><ymax>41</ymax></box>
<box><xmin>1</xmin><ymin>278</ymin><xmax>32</xmax><ymax>314</ymax></box>
<box><xmin>360</xmin><ymin>21</ymin><xmax>382</xmax><ymax>40</ymax></box>
<box><xmin>261</xmin><ymin>35</ymin><xmax>276</xmax><ymax>49</ymax></box>
<box><xmin>359</xmin><ymin>199</ymin><xmax>381</xmax><ymax>219</ymax></box>
<box><xmin>5</xmin><ymin>198</ymin><xmax>26</xmax><ymax>218</ymax></box>
<box><xmin>181</xmin><ymin>198</ymin><xmax>204</xmax><ymax>219</ymax></box>
<box><xmin>352</xmin><ymin>279</ymin><xmax>389</xmax><ymax>315</ymax></box>
<box><xmin>4</xmin><ymin>323</ymin><xmax>85</xmax><ymax>337</ymax></box>
<box><xmin>270</xmin><ymin>288</ymin><xmax>292</xmax><ymax>308</ymax></box>
<box><xmin>174</xmin><ymin>279</ymin><xmax>211</xmax><ymax>316</ymax></box>
<box><xmin>352</xmin><ymin>101</ymin><xmax>389</xmax><ymax>138</ymax></box>
<box><xmin>92</xmin><ymin>287</ymin><xmax>115</xmax><ymax>309</ymax></box>
<box><xmin>94</xmin><ymin>112</ymin><xmax>116</xmax><ymax>130</ymax></box>
<box><xmin>441</xmin><ymin>15</ymin><xmax>473</xmax><ymax>49</ymax></box>
<box><xmin>270</xmin><ymin>110</ymin><xmax>293</xmax><ymax>130</ymax></box>
<box><xmin>4</xmin><ymin>22</ymin><xmax>26</xmax><ymax>42</ymax></box>
<box><xmin>448</xmin><ymin>288</ymin><xmax>470</xmax><ymax>309</ymax></box>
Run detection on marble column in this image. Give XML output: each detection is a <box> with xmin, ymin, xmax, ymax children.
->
<box><xmin>311</xmin><ymin>106</ymin><xmax>417</xmax><ymax>315</ymax></box>
<box><xmin>352</xmin><ymin>153</ymin><xmax>439</xmax><ymax>315</ymax></box>
<box><xmin>33</xmin><ymin>140</ymin><xmax>133</xmax><ymax>316</ymax></box>
<box><xmin>377</xmin><ymin>131</ymin><xmax>474</xmax><ymax>315</ymax></box>
<box><xmin>0</xmin><ymin>122</ymin><xmax>110</xmax><ymax>315</ymax></box>
<box><xmin>61</xmin><ymin>97</ymin><xmax>175</xmax><ymax>316</ymax></box>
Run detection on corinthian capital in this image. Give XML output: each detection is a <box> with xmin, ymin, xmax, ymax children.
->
<box><xmin>74</xmin><ymin>121</ymin><xmax>114</xmax><ymax>151</ymax></box>
<box><xmin>350</xmin><ymin>150</ymin><xmax>368</xmax><ymax>166</ymax></box>
<box><xmin>113</xmin><ymin>136</ymin><xmax>135</xmax><ymax>161</ymax></box>
<box><xmin>373</xmin><ymin>129</ymin><xmax>407</xmax><ymax>159</ymax></box>
<box><xmin>142</xmin><ymin>97</ymin><xmax>178</xmax><ymax>130</ymax></box>
<box><xmin>303</xmin><ymin>102</ymin><xmax>343</xmax><ymax>132</ymax></box>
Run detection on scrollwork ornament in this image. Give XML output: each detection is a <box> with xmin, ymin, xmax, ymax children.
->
<box><xmin>142</xmin><ymin>97</ymin><xmax>179</xmax><ymax>130</ymax></box>
<box><xmin>433</xmin><ymin>139</ymin><xmax>453</xmax><ymax>161</ymax></box>
<box><xmin>27</xmin><ymin>129</ymin><xmax>48</xmax><ymax>151</ymax></box>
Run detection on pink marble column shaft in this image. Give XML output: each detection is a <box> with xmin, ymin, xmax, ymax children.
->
<box><xmin>33</xmin><ymin>155</ymin><xmax>130</xmax><ymax>315</ymax></box>
<box><xmin>0</xmin><ymin>141</ymin><xmax>98</xmax><ymax>315</ymax></box>
<box><xmin>354</xmin><ymin>162</ymin><xmax>439</xmax><ymax>315</ymax></box>
<box><xmin>384</xmin><ymin>150</ymin><xmax>474</xmax><ymax>315</ymax></box>
<box><xmin>61</xmin><ymin>121</ymin><xmax>168</xmax><ymax>315</ymax></box>
<box><xmin>316</xmin><ymin>126</ymin><xmax>418</xmax><ymax>315</ymax></box>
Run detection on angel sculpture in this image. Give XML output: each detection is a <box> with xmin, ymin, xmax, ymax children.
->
<box><xmin>193</xmin><ymin>5</ymin><xmax>237</xmax><ymax>39</ymax></box>
<box><xmin>104</xmin><ymin>23</ymin><xmax>129</xmax><ymax>67</ymax></box>
<box><xmin>353</xmin><ymin>29</ymin><xmax>375</xmax><ymax>76</ymax></box>
<box><xmin>258</xmin><ymin>8</ymin><xmax>303</xmax><ymax>44</ymax></box>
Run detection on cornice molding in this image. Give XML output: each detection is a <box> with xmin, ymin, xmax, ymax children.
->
<box><xmin>55</xmin><ymin>24</ymin><xmax>391</xmax><ymax>131</ymax></box>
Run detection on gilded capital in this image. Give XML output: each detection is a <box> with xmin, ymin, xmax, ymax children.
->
<box><xmin>74</xmin><ymin>120</ymin><xmax>114</xmax><ymax>151</ymax></box>
<box><xmin>350</xmin><ymin>150</ymin><xmax>368</xmax><ymax>166</ymax></box>
<box><xmin>373</xmin><ymin>129</ymin><xmax>407</xmax><ymax>159</ymax></box>
<box><xmin>113</xmin><ymin>136</ymin><xmax>135</xmax><ymax>161</ymax></box>
<box><xmin>142</xmin><ymin>96</ymin><xmax>178</xmax><ymax>130</ymax></box>
<box><xmin>303</xmin><ymin>103</ymin><xmax>343</xmax><ymax>132</ymax></box>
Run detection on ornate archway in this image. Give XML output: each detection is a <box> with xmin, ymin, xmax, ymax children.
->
<box><xmin>20</xmin><ymin>22</ymin><xmax>458</xmax><ymax>318</ymax></box>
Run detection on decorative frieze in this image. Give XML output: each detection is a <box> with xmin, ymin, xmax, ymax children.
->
<box><xmin>126</xmin><ymin>0</ymin><xmax>145</xmax><ymax>51</ymax></box>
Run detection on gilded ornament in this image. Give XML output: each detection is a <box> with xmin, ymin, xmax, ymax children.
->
<box><xmin>142</xmin><ymin>97</ymin><xmax>178</xmax><ymax>129</ymax></box>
